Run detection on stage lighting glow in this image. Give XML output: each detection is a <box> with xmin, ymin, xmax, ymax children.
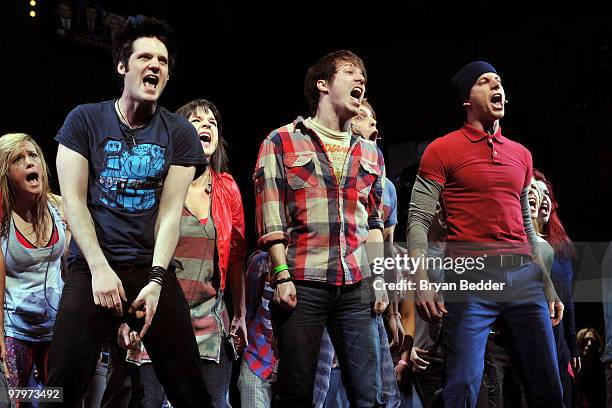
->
<box><xmin>29</xmin><ymin>10</ymin><xmax>36</xmax><ymax>17</ymax></box>
<box><xmin>30</xmin><ymin>0</ymin><xmax>36</xmax><ymax>6</ymax></box>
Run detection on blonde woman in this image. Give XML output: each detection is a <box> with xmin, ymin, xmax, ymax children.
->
<box><xmin>0</xmin><ymin>133</ymin><xmax>68</xmax><ymax>392</ymax></box>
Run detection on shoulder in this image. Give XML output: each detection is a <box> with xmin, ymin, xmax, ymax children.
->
<box><xmin>265</xmin><ymin>122</ymin><xmax>297</xmax><ymax>143</ymax></box>
<box><xmin>504</xmin><ymin>135</ymin><xmax>527</xmax><ymax>149</ymax></box>
<box><xmin>157</xmin><ymin>106</ymin><xmax>193</xmax><ymax>131</ymax></box>
<box><xmin>429</xmin><ymin>130</ymin><xmax>463</xmax><ymax>150</ymax></box>
<box><xmin>63</xmin><ymin>101</ymin><xmax>109</xmax><ymax>123</ymax></box>
<box><xmin>384</xmin><ymin>177</ymin><xmax>397</xmax><ymax>195</ymax></box>
<box><xmin>216</xmin><ymin>172</ymin><xmax>239</xmax><ymax>190</ymax></box>
<box><xmin>49</xmin><ymin>194</ymin><xmax>62</xmax><ymax>207</ymax></box>
<box><xmin>48</xmin><ymin>194</ymin><xmax>66</xmax><ymax>222</ymax></box>
<box><xmin>76</xmin><ymin>100</ymin><xmax>113</xmax><ymax>116</ymax></box>
<box><xmin>358</xmin><ymin>138</ymin><xmax>384</xmax><ymax>159</ymax></box>
<box><xmin>503</xmin><ymin>136</ymin><xmax>532</xmax><ymax>162</ymax></box>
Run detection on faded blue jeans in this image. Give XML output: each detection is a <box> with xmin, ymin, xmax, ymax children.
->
<box><xmin>314</xmin><ymin>317</ymin><xmax>400</xmax><ymax>408</ymax></box>
<box><xmin>442</xmin><ymin>262</ymin><xmax>563</xmax><ymax>408</ymax></box>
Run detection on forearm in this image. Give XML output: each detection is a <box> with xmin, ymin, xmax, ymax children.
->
<box><xmin>367</xmin><ymin>228</ymin><xmax>384</xmax><ymax>276</ymax></box>
<box><xmin>521</xmin><ymin>188</ymin><xmax>558</xmax><ymax>299</ymax></box>
<box><xmin>152</xmin><ymin>215</ymin><xmax>181</xmax><ymax>269</ymax></box>
<box><xmin>407</xmin><ymin>175</ymin><xmax>442</xmax><ymax>277</ymax></box>
<box><xmin>65</xmin><ymin>199</ymin><xmax>109</xmax><ymax>273</ymax></box>
<box><xmin>383</xmin><ymin>225</ymin><xmax>395</xmax><ymax>243</ymax></box>
<box><xmin>400</xmin><ymin>300</ymin><xmax>416</xmax><ymax>338</ymax></box>
<box><xmin>268</xmin><ymin>242</ymin><xmax>287</xmax><ymax>270</ymax></box>
<box><xmin>228</xmin><ymin>262</ymin><xmax>246</xmax><ymax>318</ymax></box>
<box><xmin>153</xmin><ymin>165</ymin><xmax>195</xmax><ymax>269</ymax></box>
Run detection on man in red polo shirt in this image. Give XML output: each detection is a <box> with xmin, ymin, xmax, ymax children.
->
<box><xmin>406</xmin><ymin>61</ymin><xmax>564</xmax><ymax>407</ymax></box>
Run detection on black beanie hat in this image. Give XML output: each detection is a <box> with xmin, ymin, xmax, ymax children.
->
<box><xmin>451</xmin><ymin>61</ymin><xmax>498</xmax><ymax>103</ymax></box>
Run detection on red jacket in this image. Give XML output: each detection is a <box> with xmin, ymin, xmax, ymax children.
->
<box><xmin>210</xmin><ymin>170</ymin><xmax>247</xmax><ymax>290</ymax></box>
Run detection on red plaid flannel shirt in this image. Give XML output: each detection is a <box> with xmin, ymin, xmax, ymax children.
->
<box><xmin>253</xmin><ymin>117</ymin><xmax>385</xmax><ymax>285</ymax></box>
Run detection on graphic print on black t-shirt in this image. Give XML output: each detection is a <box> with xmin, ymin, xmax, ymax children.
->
<box><xmin>98</xmin><ymin>139</ymin><xmax>165</xmax><ymax>211</ymax></box>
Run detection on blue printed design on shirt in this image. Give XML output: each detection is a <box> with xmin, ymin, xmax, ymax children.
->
<box><xmin>98</xmin><ymin>140</ymin><xmax>166</xmax><ymax>211</ymax></box>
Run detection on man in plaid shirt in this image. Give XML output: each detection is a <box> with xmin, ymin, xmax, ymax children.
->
<box><xmin>254</xmin><ymin>50</ymin><xmax>388</xmax><ymax>407</ymax></box>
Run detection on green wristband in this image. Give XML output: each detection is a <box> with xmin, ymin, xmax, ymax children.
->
<box><xmin>273</xmin><ymin>264</ymin><xmax>289</xmax><ymax>275</ymax></box>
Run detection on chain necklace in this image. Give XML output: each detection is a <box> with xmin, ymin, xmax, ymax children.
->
<box><xmin>115</xmin><ymin>99</ymin><xmax>142</xmax><ymax>147</ymax></box>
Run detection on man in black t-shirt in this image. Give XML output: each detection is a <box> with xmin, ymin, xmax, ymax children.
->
<box><xmin>45</xmin><ymin>18</ymin><xmax>211</xmax><ymax>407</ymax></box>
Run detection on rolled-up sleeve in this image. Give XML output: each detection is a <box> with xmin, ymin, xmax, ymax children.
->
<box><xmin>254</xmin><ymin>135</ymin><xmax>289</xmax><ymax>249</ymax></box>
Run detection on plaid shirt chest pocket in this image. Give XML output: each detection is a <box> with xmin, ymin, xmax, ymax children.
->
<box><xmin>355</xmin><ymin>157</ymin><xmax>381</xmax><ymax>197</ymax></box>
<box><xmin>283</xmin><ymin>152</ymin><xmax>319</xmax><ymax>190</ymax></box>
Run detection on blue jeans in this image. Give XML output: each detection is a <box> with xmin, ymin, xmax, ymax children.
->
<box><xmin>442</xmin><ymin>262</ymin><xmax>563</xmax><ymax>408</ymax></box>
<box><xmin>271</xmin><ymin>280</ymin><xmax>382</xmax><ymax>408</ymax></box>
<box><xmin>314</xmin><ymin>317</ymin><xmax>399</xmax><ymax>408</ymax></box>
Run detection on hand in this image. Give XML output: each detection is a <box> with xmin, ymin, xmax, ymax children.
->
<box><xmin>230</xmin><ymin>315</ymin><xmax>248</xmax><ymax>354</ymax></box>
<box><xmin>91</xmin><ymin>265</ymin><xmax>127</xmax><ymax>316</ymax></box>
<box><xmin>394</xmin><ymin>361</ymin><xmax>410</xmax><ymax>386</ymax></box>
<box><xmin>387</xmin><ymin>313</ymin><xmax>400</xmax><ymax>350</ymax></box>
<box><xmin>388</xmin><ymin>314</ymin><xmax>405</xmax><ymax>352</ymax></box>
<box><xmin>273</xmin><ymin>271</ymin><xmax>297</xmax><ymax>310</ymax></box>
<box><xmin>117</xmin><ymin>323</ymin><xmax>141</xmax><ymax>351</ymax></box>
<box><xmin>415</xmin><ymin>280</ymin><xmax>447</xmax><ymax>322</ymax></box>
<box><xmin>410</xmin><ymin>347</ymin><xmax>430</xmax><ymax>373</ymax></box>
<box><xmin>548</xmin><ymin>300</ymin><xmax>564</xmax><ymax>327</ymax></box>
<box><xmin>571</xmin><ymin>356</ymin><xmax>581</xmax><ymax>374</ymax></box>
<box><xmin>128</xmin><ymin>282</ymin><xmax>162</xmax><ymax>338</ymax></box>
<box><xmin>395</xmin><ymin>314</ymin><xmax>405</xmax><ymax>348</ymax></box>
<box><xmin>373</xmin><ymin>276</ymin><xmax>389</xmax><ymax>315</ymax></box>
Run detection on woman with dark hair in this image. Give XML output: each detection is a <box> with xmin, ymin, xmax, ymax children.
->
<box><xmin>0</xmin><ymin>133</ymin><xmax>68</xmax><ymax>400</ymax></box>
<box><xmin>533</xmin><ymin>169</ymin><xmax>579</xmax><ymax>408</ymax></box>
<box><xmin>173</xmin><ymin>98</ymin><xmax>247</xmax><ymax>406</ymax></box>
<box><xmin>114</xmin><ymin>99</ymin><xmax>247</xmax><ymax>407</ymax></box>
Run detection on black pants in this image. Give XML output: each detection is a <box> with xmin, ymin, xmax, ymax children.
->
<box><xmin>43</xmin><ymin>260</ymin><xmax>211</xmax><ymax>407</ymax></box>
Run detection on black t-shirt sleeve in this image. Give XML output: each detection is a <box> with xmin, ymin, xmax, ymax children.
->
<box><xmin>55</xmin><ymin>105</ymin><xmax>90</xmax><ymax>160</ymax></box>
<box><xmin>171</xmin><ymin>117</ymin><xmax>208</xmax><ymax>178</ymax></box>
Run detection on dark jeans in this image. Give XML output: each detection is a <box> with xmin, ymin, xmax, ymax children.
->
<box><xmin>100</xmin><ymin>340</ymin><xmax>144</xmax><ymax>408</ymax></box>
<box><xmin>476</xmin><ymin>332</ymin><xmax>527</xmax><ymax>408</ymax></box>
<box><xmin>43</xmin><ymin>260</ymin><xmax>211</xmax><ymax>407</ymax></box>
<box><xmin>606</xmin><ymin>362</ymin><xmax>612</xmax><ymax>408</ymax></box>
<box><xmin>443</xmin><ymin>262</ymin><xmax>563</xmax><ymax>408</ymax></box>
<box><xmin>414</xmin><ymin>360</ymin><xmax>443</xmax><ymax>408</ymax></box>
<box><xmin>272</xmin><ymin>280</ymin><xmax>382</xmax><ymax>408</ymax></box>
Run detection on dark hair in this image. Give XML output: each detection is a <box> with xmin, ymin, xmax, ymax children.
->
<box><xmin>304</xmin><ymin>50</ymin><xmax>366</xmax><ymax>116</ymax></box>
<box><xmin>533</xmin><ymin>169</ymin><xmax>576</xmax><ymax>259</ymax></box>
<box><xmin>112</xmin><ymin>17</ymin><xmax>177</xmax><ymax>74</ymax></box>
<box><xmin>176</xmin><ymin>99</ymin><xmax>228</xmax><ymax>173</ymax></box>
<box><xmin>577</xmin><ymin>327</ymin><xmax>604</xmax><ymax>354</ymax></box>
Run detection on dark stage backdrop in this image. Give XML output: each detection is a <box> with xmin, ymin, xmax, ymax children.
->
<box><xmin>2</xmin><ymin>1</ymin><xmax>610</xmax><ymax>333</ymax></box>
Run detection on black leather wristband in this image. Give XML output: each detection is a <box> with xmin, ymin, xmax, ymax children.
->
<box><xmin>272</xmin><ymin>276</ymin><xmax>293</xmax><ymax>288</ymax></box>
<box><xmin>149</xmin><ymin>265</ymin><xmax>169</xmax><ymax>288</ymax></box>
